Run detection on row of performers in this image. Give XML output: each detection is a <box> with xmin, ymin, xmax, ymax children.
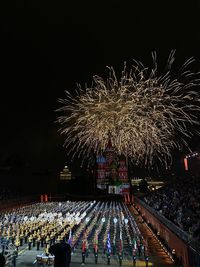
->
<box><xmin>80</xmin><ymin>235</ymin><xmax>149</xmax><ymax>266</ymax></box>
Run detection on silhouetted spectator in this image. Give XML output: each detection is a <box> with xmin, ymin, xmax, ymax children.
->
<box><xmin>49</xmin><ymin>241</ymin><xmax>71</xmax><ymax>267</ymax></box>
<box><xmin>0</xmin><ymin>253</ymin><xmax>6</xmax><ymax>267</ymax></box>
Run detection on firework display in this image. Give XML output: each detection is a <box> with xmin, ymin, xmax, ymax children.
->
<box><xmin>57</xmin><ymin>51</ymin><xmax>200</xmax><ymax>166</ymax></box>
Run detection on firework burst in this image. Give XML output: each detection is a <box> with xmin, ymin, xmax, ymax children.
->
<box><xmin>57</xmin><ymin>51</ymin><xmax>200</xmax><ymax>166</ymax></box>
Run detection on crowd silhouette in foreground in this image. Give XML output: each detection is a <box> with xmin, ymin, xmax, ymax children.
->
<box><xmin>0</xmin><ymin>253</ymin><xmax>6</xmax><ymax>267</ymax></box>
<box><xmin>49</xmin><ymin>241</ymin><xmax>71</xmax><ymax>267</ymax></box>
<box><xmin>143</xmin><ymin>174</ymin><xmax>200</xmax><ymax>243</ymax></box>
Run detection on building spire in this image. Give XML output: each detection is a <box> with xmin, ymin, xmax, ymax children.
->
<box><xmin>106</xmin><ymin>139</ymin><xmax>112</xmax><ymax>149</ymax></box>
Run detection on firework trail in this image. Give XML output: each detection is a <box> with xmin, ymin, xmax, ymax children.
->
<box><xmin>57</xmin><ymin>51</ymin><xmax>200</xmax><ymax>166</ymax></box>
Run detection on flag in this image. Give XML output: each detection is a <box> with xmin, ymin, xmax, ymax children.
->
<box><xmin>82</xmin><ymin>239</ymin><xmax>86</xmax><ymax>252</ymax></box>
<box><xmin>133</xmin><ymin>238</ymin><xmax>137</xmax><ymax>250</ymax></box>
<box><xmin>119</xmin><ymin>231</ymin><xmax>123</xmax><ymax>253</ymax></box>
<box><xmin>68</xmin><ymin>229</ymin><xmax>72</xmax><ymax>246</ymax></box>
<box><xmin>107</xmin><ymin>232</ymin><xmax>111</xmax><ymax>254</ymax></box>
<box><xmin>94</xmin><ymin>234</ymin><xmax>98</xmax><ymax>253</ymax></box>
<box><xmin>184</xmin><ymin>157</ymin><xmax>188</xmax><ymax>171</ymax></box>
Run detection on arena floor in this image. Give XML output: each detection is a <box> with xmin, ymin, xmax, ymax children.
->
<box><xmin>14</xmin><ymin>243</ymin><xmax>177</xmax><ymax>267</ymax></box>
<box><xmin>12</xmin><ymin>207</ymin><xmax>178</xmax><ymax>267</ymax></box>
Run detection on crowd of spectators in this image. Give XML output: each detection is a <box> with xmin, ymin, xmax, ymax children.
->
<box><xmin>143</xmin><ymin>175</ymin><xmax>200</xmax><ymax>243</ymax></box>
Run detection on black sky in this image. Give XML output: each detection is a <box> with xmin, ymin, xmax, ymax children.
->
<box><xmin>0</xmin><ymin>0</ymin><xmax>200</xmax><ymax>185</ymax></box>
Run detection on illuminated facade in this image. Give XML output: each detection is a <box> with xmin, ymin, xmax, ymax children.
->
<box><xmin>184</xmin><ymin>151</ymin><xmax>200</xmax><ymax>174</ymax></box>
<box><xmin>60</xmin><ymin>165</ymin><xmax>72</xmax><ymax>180</ymax></box>
<box><xmin>96</xmin><ymin>140</ymin><xmax>129</xmax><ymax>194</ymax></box>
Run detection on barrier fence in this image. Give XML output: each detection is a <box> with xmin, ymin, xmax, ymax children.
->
<box><xmin>134</xmin><ymin>197</ymin><xmax>200</xmax><ymax>267</ymax></box>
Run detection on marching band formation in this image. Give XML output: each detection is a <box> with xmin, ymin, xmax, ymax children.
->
<box><xmin>0</xmin><ymin>201</ymin><xmax>150</xmax><ymax>266</ymax></box>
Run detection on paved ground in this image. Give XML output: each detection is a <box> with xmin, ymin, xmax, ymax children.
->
<box><xmin>8</xmin><ymin>226</ymin><xmax>178</xmax><ymax>267</ymax></box>
<box><xmin>5</xmin><ymin>204</ymin><xmax>179</xmax><ymax>267</ymax></box>
<box><xmin>10</xmin><ymin>247</ymin><xmax>153</xmax><ymax>267</ymax></box>
<box><xmin>8</xmin><ymin>245</ymin><xmax>178</xmax><ymax>267</ymax></box>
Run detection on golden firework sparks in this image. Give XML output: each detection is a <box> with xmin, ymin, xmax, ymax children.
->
<box><xmin>57</xmin><ymin>51</ymin><xmax>200</xmax><ymax>166</ymax></box>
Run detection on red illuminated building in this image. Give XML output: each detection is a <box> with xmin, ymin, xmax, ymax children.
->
<box><xmin>96</xmin><ymin>140</ymin><xmax>129</xmax><ymax>194</ymax></box>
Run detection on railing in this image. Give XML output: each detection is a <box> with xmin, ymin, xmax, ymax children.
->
<box><xmin>136</xmin><ymin>198</ymin><xmax>200</xmax><ymax>254</ymax></box>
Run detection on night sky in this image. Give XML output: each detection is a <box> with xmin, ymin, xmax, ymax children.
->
<box><xmin>0</xmin><ymin>1</ymin><xmax>200</xmax><ymax>192</ymax></box>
